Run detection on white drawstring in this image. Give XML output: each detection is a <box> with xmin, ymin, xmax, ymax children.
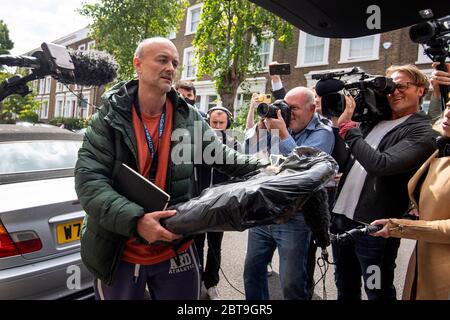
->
<box><xmin>133</xmin><ymin>264</ymin><xmax>141</xmax><ymax>283</ymax></box>
<box><xmin>97</xmin><ymin>279</ymin><xmax>105</xmax><ymax>300</ymax></box>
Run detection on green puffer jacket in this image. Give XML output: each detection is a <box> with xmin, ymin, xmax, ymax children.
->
<box><xmin>75</xmin><ymin>80</ymin><xmax>265</xmax><ymax>285</ymax></box>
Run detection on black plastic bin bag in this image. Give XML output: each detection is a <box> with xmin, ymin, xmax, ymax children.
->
<box><xmin>161</xmin><ymin>147</ymin><xmax>338</xmax><ymax>236</ymax></box>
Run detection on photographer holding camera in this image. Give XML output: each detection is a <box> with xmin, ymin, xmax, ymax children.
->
<box><xmin>330</xmin><ymin>64</ymin><xmax>438</xmax><ymax>300</ymax></box>
<box><xmin>243</xmin><ymin>86</ymin><xmax>334</xmax><ymax>300</ymax></box>
<box><xmin>428</xmin><ymin>62</ymin><xmax>450</xmax><ymax>122</ymax></box>
<box><xmin>366</xmin><ymin>64</ymin><xmax>450</xmax><ymax>300</ymax></box>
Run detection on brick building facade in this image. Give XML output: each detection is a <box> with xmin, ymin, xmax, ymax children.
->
<box><xmin>171</xmin><ymin>1</ymin><xmax>435</xmax><ymax>116</ymax></box>
<box><xmin>30</xmin><ymin>1</ymin><xmax>436</xmax><ymax>122</ymax></box>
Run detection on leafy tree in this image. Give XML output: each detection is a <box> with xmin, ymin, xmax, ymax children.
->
<box><xmin>79</xmin><ymin>0</ymin><xmax>188</xmax><ymax>79</ymax></box>
<box><xmin>234</xmin><ymin>105</ymin><xmax>251</xmax><ymax>130</ymax></box>
<box><xmin>0</xmin><ymin>72</ymin><xmax>40</xmax><ymax>123</ymax></box>
<box><xmin>193</xmin><ymin>0</ymin><xmax>293</xmax><ymax>114</ymax></box>
<box><xmin>0</xmin><ymin>20</ymin><xmax>14</xmax><ymax>73</ymax></box>
<box><xmin>0</xmin><ymin>20</ymin><xmax>14</xmax><ymax>55</ymax></box>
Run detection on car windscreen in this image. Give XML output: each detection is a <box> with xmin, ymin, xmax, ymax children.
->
<box><xmin>0</xmin><ymin>140</ymin><xmax>82</xmax><ymax>174</ymax></box>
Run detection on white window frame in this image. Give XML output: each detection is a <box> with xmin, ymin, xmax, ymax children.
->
<box><xmin>72</xmin><ymin>99</ymin><xmax>77</xmax><ymax>118</ymax></box>
<box><xmin>65</xmin><ymin>97</ymin><xmax>77</xmax><ymax>118</ymax></box>
<box><xmin>39</xmin><ymin>79</ymin><xmax>45</xmax><ymax>94</ymax></box>
<box><xmin>235</xmin><ymin>77</ymin><xmax>266</xmax><ymax>112</ymax></box>
<box><xmin>65</xmin><ymin>100</ymin><xmax>71</xmax><ymax>118</ymax></box>
<box><xmin>296</xmin><ymin>31</ymin><xmax>330</xmax><ymax>68</ymax></box>
<box><xmin>55</xmin><ymin>99</ymin><xmax>64</xmax><ymax>118</ymax></box>
<box><xmin>339</xmin><ymin>34</ymin><xmax>380</xmax><ymax>64</ymax></box>
<box><xmin>252</xmin><ymin>35</ymin><xmax>274</xmax><ymax>72</ymax></box>
<box><xmin>206</xmin><ymin>95</ymin><xmax>218</xmax><ymax>109</ymax></box>
<box><xmin>32</xmin><ymin>80</ymin><xmax>38</xmax><ymax>92</ymax></box>
<box><xmin>415</xmin><ymin>44</ymin><xmax>450</xmax><ymax>64</ymax></box>
<box><xmin>79</xmin><ymin>93</ymin><xmax>90</xmax><ymax>119</ymax></box>
<box><xmin>185</xmin><ymin>3</ymin><xmax>203</xmax><ymax>35</ymax></box>
<box><xmin>192</xmin><ymin>80</ymin><xmax>216</xmax><ymax>113</ymax></box>
<box><xmin>182</xmin><ymin>46</ymin><xmax>197</xmax><ymax>80</ymax></box>
<box><xmin>416</xmin><ymin>45</ymin><xmax>432</xmax><ymax>64</ymax></box>
<box><xmin>44</xmin><ymin>76</ymin><xmax>51</xmax><ymax>94</ymax></box>
<box><xmin>168</xmin><ymin>30</ymin><xmax>177</xmax><ymax>40</ymax></box>
<box><xmin>56</xmin><ymin>82</ymin><xmax>63</xmax><ymax>93</ymax></box>
<box><xmin>40</xmin><ymin>100</ymin><xmax>49</xmax><ymax>119</ymax></box>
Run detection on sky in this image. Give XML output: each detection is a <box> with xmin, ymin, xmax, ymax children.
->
<box><xmin>1</xmin><ymin>0</ymin><xmax>98</xmax><ymax>55</ymax></box>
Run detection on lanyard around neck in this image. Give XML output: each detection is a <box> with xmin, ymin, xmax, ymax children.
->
<box><xmin>138</xmin><ymin>102</ymin><xmax>166</xmax><ymax>159</ymax></box>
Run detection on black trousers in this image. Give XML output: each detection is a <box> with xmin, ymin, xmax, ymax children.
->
<box><xmin>194</xmin><ymin>232</ymin><xmax>224</xmax><ymax>289</ymax></box>
<box><xmin>330</xmin><ymin>214</ymin><xmax>401</xmax><ymax>300</ymax></box>
<box><xmin>307</xmin><ymin>186</ymin><xmax>337</xmax><ymax>299</ymax></box>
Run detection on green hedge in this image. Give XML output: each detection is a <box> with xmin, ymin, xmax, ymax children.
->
<box><xmin>49</xmin><ymin>117</ymin><xmax>90</xmax><ymax>131</ymax></box>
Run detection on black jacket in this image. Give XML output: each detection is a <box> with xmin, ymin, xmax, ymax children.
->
<box><xmin>335</xmin><ymin>112</ymin><xmax>437</xmax><ymax>224</ymax></box>
<box><xmin>197</xmin><ymin>132</ymin><xmax>242</xmax><ymax>191</ymax></box>
<box><xmin>272</xmin><ymin>87</ymin><xmax>286</xmax><ymax>100</ymax></box>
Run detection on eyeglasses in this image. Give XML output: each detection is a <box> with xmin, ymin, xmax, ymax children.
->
<box><xmin>394</xmin><ymin>82</ymin><xmax>417</xmax><ymax>92</ymax></box>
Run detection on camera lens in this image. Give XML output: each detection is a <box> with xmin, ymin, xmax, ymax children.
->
<box><xmin>409</xmin><ymin>21</ymin><xmax>437</xmax><ymax>44</ymax></box>
<box><xmin>257</xmin><ymin>103</ymin><xmax>270</xmax><ymax>118</ymax></box>
<box><xmin>321</xmin><ymin>93</ymin><xmax>346</xmax><ymax>118</ymax></box>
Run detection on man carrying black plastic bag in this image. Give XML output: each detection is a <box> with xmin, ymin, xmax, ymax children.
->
<box><xmin>162</xmin><ymin>147</ymin><xmax>337</xmax><ymax>235</ymax></box>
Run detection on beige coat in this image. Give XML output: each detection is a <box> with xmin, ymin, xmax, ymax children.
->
<box><xmin>388</xmin><ymin>151</ymin><xmax>450</xmax><ymax>300</ymax></box>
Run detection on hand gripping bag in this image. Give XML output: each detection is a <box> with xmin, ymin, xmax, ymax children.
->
<box><xmin>161</xmin><ymin>147</ymin><xmax>338</xmax><ymax>246</ymax></box>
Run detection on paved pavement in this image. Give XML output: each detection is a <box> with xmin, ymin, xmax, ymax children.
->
<box><xmin>201</xmin><ymin>230</ymin><xmax>415</xmax><ymax>300</ymax></box>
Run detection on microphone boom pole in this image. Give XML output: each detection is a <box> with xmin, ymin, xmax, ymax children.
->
<box><xmin>0</xmin><ymin>42</ymin><xmax>118</xmax><ymax>102</ymax></box>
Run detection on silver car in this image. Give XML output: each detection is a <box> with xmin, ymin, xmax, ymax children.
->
<box><xmin>0</xmin><ymin>124</ymin><xmax>94</xmax><ymax>299</ymax></box>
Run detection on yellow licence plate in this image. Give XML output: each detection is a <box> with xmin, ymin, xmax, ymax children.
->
<box><xmin>56</xmin><ymin>220</ymin><xmax>82</xmax><ymax>244</ymax></box>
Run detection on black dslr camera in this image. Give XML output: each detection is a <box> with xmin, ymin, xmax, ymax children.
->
<box><xmin>409</xmin><ymin>13</ymin><xmax>450</xmax><ymax>108</ymax></box>
<box><xmin>313</xmin><ymin>67</ymin><xmax>396</xmax><ymax>123</ymax></box>
<box><xmin>257</xmin><ymin>99</ymin><xmax>291</xmax><ymax>127</ymax></box>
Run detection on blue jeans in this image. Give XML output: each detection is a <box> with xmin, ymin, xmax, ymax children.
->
<box><xmin>243</xmin><ymin>214</ymin><xmax>312</xmax><ymax>300</ymax></box>
<box><xmin>330</xmin><ymin>214</ymin><xmax>401</xmax><ymax>300</ymax></box>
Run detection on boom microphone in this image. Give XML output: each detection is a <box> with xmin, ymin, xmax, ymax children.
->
<box><xmin>0</xmin><ymin>47</ymin><xmax>118</xmax><ymax>87</ymax></box>
<box><xmin>330</xmin><ymin>224</ymin><xmax>383</xmax><ymax>244</ymax></box>
<box><xmin>0</xmin><ymin>55</ymin><xmax>41</xmax><ymax>68</ymax></box>
<box><xmin>315</xmin><ymin>78</ymin><xmax>345</xmax><ymax>97</ymax></box>
<box><xmin>68</xmin><ymin>49</ymin><xmax>118</xmax><ymax>86</ymax></box>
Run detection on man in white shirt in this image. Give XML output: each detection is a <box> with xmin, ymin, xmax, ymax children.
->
<box><xmin>330</xmin><ymin>64</ymin><xmax>437</xmax><ymax>300</ymax></box>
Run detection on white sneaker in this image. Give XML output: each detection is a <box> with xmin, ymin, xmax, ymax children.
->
<box><xmin>206</xmin><ymin>286</ymin><xmax>220</xmax><ymax>300</ymax></box>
